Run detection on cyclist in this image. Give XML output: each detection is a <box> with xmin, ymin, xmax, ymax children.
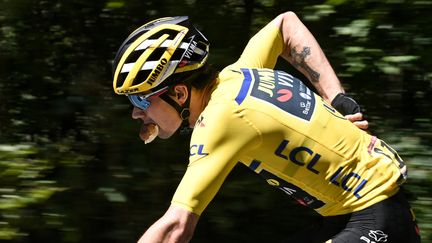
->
<box><xmin>112</xmin><ymin>11</ymin><xmax>420</xmax><ymax>243</ymax></box>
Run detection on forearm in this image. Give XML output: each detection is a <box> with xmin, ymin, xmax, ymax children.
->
<box><xmin>138</xmin><ymin>205</ymin><xmax>199</xmax><ymax>243</ymax></box>
<box><xmin>138</xmin><ymin>219</ymin><xmax>174</xmax><ymax>243</ymax></box>
<box><xmin>274</xmin><ymin>11</ymin><xmax>344</xmax><ymax>103</ymax></box>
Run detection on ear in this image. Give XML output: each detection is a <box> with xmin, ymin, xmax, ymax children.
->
<box><xmin>172</xmin><ymin>84</ymin><xmax>189</xmax><ymax>105</ymax></box>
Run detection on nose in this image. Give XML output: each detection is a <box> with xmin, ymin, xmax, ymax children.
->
<box><xmin>132</xmin><ymin>107</ymin><xmax>146</xmax><ymax>120</ymax></box>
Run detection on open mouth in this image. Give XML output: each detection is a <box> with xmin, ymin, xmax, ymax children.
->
<box><xmin>140</xmin><ymin>123</ymin><xmax>159</xmax><ymax>144</ymax></box>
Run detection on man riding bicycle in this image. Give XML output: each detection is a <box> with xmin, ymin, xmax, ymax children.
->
<box><xmin>112</xmin><ymin>11</ymin><xmax>420</xmax><ymax>243</ymax></box>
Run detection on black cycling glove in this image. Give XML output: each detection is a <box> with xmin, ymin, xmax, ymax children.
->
<box><xmin>331</xmin><ymin>93</ymin><xmax>361</xmax><ymax>116</ymax></box>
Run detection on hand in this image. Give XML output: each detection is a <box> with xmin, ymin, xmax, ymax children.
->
<box><xmin>331</xmin><ymin>93</ymin><xmax>369</xmax><ymax>130</ymax></box>
<box><xmin>345</xmin><ymin>112</ymin><xmax>369</xmax><ymax>130</ymax></box>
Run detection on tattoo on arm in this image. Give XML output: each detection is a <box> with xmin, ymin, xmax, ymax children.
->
<box><xmin>291</xmin><ymin>47</ymin><xmax>320</xmax><ymax>83</ymax></box>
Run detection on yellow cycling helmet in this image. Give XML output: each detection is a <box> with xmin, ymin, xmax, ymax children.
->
<box><xmin>112</xmin><ymin>16</ymin><xmax>209</xmax><ymax>95</ymax></box>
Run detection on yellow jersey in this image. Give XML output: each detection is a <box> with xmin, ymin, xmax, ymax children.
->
<box><xmin>171</xmin><ymin>22</ymin><xmax>406</xmax><ymax>217</ymax></box>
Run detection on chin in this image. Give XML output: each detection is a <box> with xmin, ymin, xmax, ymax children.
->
<box><xmin>158</xmin><ymin>132</ymin><xmax>174</xmax><ymax>139</ymax></box>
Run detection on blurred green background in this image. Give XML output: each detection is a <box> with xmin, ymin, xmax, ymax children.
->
<box><xmin>0</xmin><ymin>0</ymin><xmax>431</xmax><ymax>242</ymax></box>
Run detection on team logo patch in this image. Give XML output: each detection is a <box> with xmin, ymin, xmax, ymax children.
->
<box><xmin>248</xmin><ymin>69</ymin><xmax>315</xmax><ymax>121</ymax></box>
<box><xmin>360</xmin><ymin>229</ymin><xmax>388</xmax><ymax>243</ymax></box>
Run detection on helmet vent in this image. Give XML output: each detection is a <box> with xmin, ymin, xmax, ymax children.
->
<box><xmin>125</xmin><ymin>49</ymin><xmax>145</xmax><ymax>64</ymax></box>
<box><xmin>132</xmin><ymin>70</ymin><xmax>152</xmax><ymax>87</ymax></box>
<box><xmin>149</xmin><ymin>29</ymin><xmax>179</xmax><ymax>42</ymax></box>
<box><xmin>116</xmin><ymin>72</ymin><xmax>128</xmax><ymax>88</ymax></box>
<box><xmin>147</xmin><ymin>48</ymin><xmax>167</xmax><ymax>62</ymax></box>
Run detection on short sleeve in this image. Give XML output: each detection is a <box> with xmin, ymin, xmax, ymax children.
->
<box><xmin>228</xmin><ymin>22</ymin><xmax>283</xmax><ymax>70</ymax></box>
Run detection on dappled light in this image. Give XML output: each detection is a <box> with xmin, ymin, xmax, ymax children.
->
<box><xmin>1</xmin><ymin>0</ymin><xmax>431</xmax><ymax>242</ymax></box>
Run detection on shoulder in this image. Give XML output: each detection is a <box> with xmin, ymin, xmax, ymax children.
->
<box><xmin>190</xmin><ymin>101</ymin><xmax>263</xmax><ymax>162</ymax></box>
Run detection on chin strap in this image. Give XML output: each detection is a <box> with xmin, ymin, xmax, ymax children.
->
<box><xmin>159</xmin><ymin>85</ymin><xmax>193</xmax><ymax>134</ymax></box>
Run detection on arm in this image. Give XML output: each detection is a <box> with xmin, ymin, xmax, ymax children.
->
<box><xmin>272</xmin><ymin>12</ymin><xmax>368</xmax><ymax>129</ymax></box>
<box><xmin>138</xmin><ymin>105</ymin><xmax>256</xmax><ymax>242</ymax></box>
<box><xmin>272</xmin><ymin>11</ymin><xmax>341</xmax><ymax>103</ymax></box>
<box><xmin>137</xmin><ymin>205</ymin><xmax>199</xmax><ymax>243</ymax></box>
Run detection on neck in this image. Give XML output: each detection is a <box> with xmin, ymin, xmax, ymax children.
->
<box><xmin>188</xmin><ymin>78</ymin><xmax>218</xmax><ymax>127</ymax></box>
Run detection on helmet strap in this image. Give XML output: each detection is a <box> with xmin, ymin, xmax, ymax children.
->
<box><xmin>159</xmin><ymin>85</ymin><xmax>193</xmax><ymax>134</ymax></box>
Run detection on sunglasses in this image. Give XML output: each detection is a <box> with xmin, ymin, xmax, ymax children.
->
<box><xmin>127</xmin><ymin>86</ymin><xmax>170</xmax><ymax>110</ymax></box>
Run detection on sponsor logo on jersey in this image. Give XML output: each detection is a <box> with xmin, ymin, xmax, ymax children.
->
<box><xmin>274</xmin><ymin>140</ymin><xmax>321</xmax><ymax>175</ymax></box>
<box><xmin>195</xmin><ymin>115</ymin><xmax>206</xmax><ymax>128</ymax></box>
<box><xmin>274</xmin><ymin>139</ymin><xmax>368</xmax><ymax>199</ymax></box>
<box><xmin>248</xmin><ymin>139</ymin><xmax>370</xmax><ymax>209</ymax></box>
<box><xmin>190</xmin><ymin>144</ymin><xmax>209</xmax><ymax>157</ymax></box>
<box><xmin>249</xmin><ymin>69</ymin><xmax>315</xmax><ymax>121</ymax></box>
<box><xmin>276</xmin><ymin>88</ymin><xmax>293</xmax><ymax>102</ymax></box>
<box><xmin>251</xmin><ymin>163</ymin><xmax>325</xmax><ymax>209</ymax></box>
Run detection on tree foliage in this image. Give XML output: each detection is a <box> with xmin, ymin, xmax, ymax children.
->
<box><xmin>1</xmin><ymin>0</ymin><xmax>431</xmax><ymax>242</ymax></box>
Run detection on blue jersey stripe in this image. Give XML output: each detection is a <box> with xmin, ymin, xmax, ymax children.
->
<box><xmin>249</xmin><ymin>159</ymin><xmax>261</xmax><ymax>171</ymax></box>
<box><xmin>235</xmin><ymin>68</ymin><xmax>252</xmax><ymax>105</ymax></box>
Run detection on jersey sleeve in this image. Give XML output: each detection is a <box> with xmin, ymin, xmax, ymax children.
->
<box><xmin>228</xmin><ymin>22</ymin><xmax>284</xmax><ymax>70</ymax></box>
<box><xmin>171</xmin><ymin>103</ymin><xmax>261</xmax><ymax>215</ymax></box>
